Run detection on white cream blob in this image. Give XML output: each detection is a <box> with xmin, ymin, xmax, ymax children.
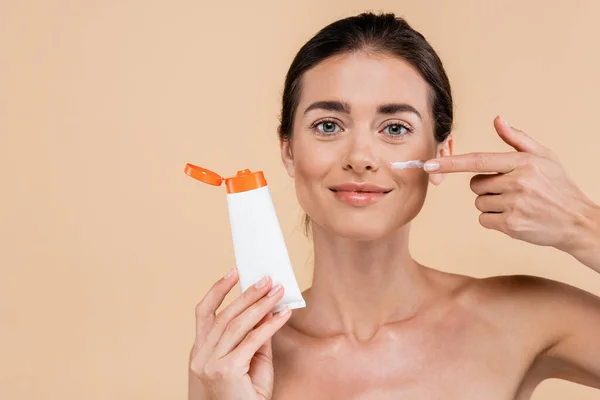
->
<box><xmin>390</xmin><ymin>160</ymin><xmax>425</xmax><ymax>170</ymax></box>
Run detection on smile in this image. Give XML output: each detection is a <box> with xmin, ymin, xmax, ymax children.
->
<box><xmin>329</xmin><ymin>183</ymin><xmax>392</xmax><ymax>207</ymax></box>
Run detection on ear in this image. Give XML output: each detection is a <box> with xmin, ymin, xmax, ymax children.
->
<box><xmin>280</xmin><ymin>139</ymin><xmax>295</xmax><ymax>178</ymax></box>
<box><xmin>429</xmin><ymin>134</ymin><xmax>453</xmax><ymax>186</ymax></box>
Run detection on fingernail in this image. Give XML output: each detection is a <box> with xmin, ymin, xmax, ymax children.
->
<box><xmin>423</xmin><ymin>161</ymin><xmax>440</xmax><ymax>172</ymax></box>
<box><xmin>277</xmin><ymin>306</ymin><xmax>291</xmax><ymax>316</ymax></box>
<box><xmin>254</xmin><ymin>276</ymin><xmax>269</xmax><ymax>289</ymax></box>
<box><xmin>223</xmin><ymin>268</ymin><xmax>235</xmax><ymax>280</ymax></box>
<box><xmin>267</xmin><ymin>284</ymin><xmax>282</xmax><ymax>297</ymax></box>
<box><xmin>501</xmin><ymin>117</ymin><xmax>510</xmax><ymax>127</ymax></box>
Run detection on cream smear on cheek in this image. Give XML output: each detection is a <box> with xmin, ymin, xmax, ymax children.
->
<box><xmin>389</xmin><ymin>160</ymin><xmax>425</xmax><ymax>170</ymax></box>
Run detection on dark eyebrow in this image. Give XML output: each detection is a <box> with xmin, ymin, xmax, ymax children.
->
<box><xmin>377</xmin><ymin>103</ymin><xmax>422</xmax><ymax>120</ymax></box>
<box><xmin>304</xmin><ymin>101</ymin><xmax>351</xmax><ymax>115</ymax></box>
<box><xmin>303</xmin><ymin>101</ymin><xmax>422</xmax><ymax>120</ymax></box>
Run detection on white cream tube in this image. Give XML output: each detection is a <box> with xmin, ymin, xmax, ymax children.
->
<box><xmin>226</xmin><ymin>186</ymin><xmax>306</xmax><ymax>313</ymax></box>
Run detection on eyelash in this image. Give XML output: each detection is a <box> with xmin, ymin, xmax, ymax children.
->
<box><xmin>309</xmin><ymin>118</ymin><xmax>415</xmax><ymax>139</ymax></box>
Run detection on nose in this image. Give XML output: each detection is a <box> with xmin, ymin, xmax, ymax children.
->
<box><xmin>342</xmin><ymin>129</ymin><xmax>380</xmax><ymax>173</ymax></box>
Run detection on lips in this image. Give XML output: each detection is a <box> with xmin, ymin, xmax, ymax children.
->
<box><xmin>329</xmin><ymin>182</ymin><xmax>392</xmax><ymax>206</ymax></box>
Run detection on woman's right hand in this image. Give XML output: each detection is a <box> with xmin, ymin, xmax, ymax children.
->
<box><xmin>188</xmin><ymin>268</ymin><xmax>292</xmax><ymax>400</ymax></box>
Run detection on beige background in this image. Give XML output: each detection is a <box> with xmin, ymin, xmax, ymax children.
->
<box><xmin>1</xmin><ymin>0</ymin><xmax>600</xmax><ymax>398</ymax></box>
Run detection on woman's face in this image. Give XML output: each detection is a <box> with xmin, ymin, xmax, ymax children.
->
<box><xmin>281</xmin><ymin>51</ymin><xmax>452</xmax><ymax>240</ymax></box>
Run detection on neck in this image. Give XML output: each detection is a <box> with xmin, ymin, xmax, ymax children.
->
<box><xmin>296</xmin><ymin>223</ymin><xmax>433</xmax><ymax>342</ymax></box>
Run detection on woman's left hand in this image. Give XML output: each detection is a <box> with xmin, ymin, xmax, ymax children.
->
<box><xmin>423</xmin><ymin>116</ymin><xmax>600</xmax><ymax>263</ymax></box>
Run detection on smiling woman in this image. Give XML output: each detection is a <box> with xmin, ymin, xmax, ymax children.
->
<box><xmin>279</xmin><ymin>47</ymin><xmax>452</xmax><ymax>240</ymax></box>
<box><xmin>276</xmin><ymin>14</ymin><xmax>453</xmax><ymax>237</ymax></box>
<box><xmin>189</xmin><ymin>12</ymin><xmax>600</xmax><ymax>400</ymax></box>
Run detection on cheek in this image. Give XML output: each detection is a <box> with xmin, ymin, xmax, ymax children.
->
<box><xmin>389</xmin><ymin>141</ymin><xmax>432</xmax><ymax>216</ymax></box>
<box><xmin>387</xmin><ymin>170</ymin><xmax>430</xmax><ymax>226</ymax></box>
<box><xmin>380</xmin><ymin>135</ymin><xmax>438</xmax><ymax>164</ymax></box>
<box><xmin>291</xmin><ymin>135</ymin><xmax>340</xmax><ymax>182</ymax></box>
<box><xmin>396</xmin><ymin>169</ymin><xmax>429</xmax><ymax>200</ymax></box>
<box><xmin>289</xmin><ymin>138</ymin><xmax>337</xmax><ymax>208</ymax></box>
<box><xmin>292</xmin><ymin>158</ymin><xmax>328</xmax><ymax>224</ymax></box>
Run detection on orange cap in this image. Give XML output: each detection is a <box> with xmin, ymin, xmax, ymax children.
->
<box><xmin>184</xmin><ymin>164</ymin><xmax>267</xmax><ymax>194</ymax></box>
<box><xmin>184</xmin><ymin>164</ymin><xmax>223</xmax><ymax>186</ymax></box>
<box><xmin>224</xmin><ymin>169</ymin><xmax>267</xmax><ymax>193</ymax></box>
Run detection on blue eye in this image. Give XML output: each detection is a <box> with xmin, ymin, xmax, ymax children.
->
<box><xmin>316</xmin><ymin>120</ymin><xmax>341</xmax><ymax>135</ymax></box>
<box><xmin>383</xmin><ymin>124</ymin><xmax>409</xmax><ymax>136</ymax></box>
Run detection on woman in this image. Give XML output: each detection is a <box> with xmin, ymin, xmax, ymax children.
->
<box><xmin>189</xmin><ymin>12</ymin><xmax>600</xmax><ymax>399</ymax></box>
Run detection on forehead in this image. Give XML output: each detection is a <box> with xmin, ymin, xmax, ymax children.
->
<box><xmin>299</xmin><ymin>51</ymin><xmax>431</xmax><ymax>114</ymax></box>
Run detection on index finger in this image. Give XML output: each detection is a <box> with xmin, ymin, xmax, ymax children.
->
<box><xmin>424</xmin><ymin>152</ymin><xmax>521</xmax><ymax>174</ymax></box>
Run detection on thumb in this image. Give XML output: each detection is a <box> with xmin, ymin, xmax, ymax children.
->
<box><xmin>248</xmin><ymin>314</ymin><xmax>275</xmax><ymax>396</ymax></box>
<box><xmin>494</xmin><ymin>116</ymin><xmax>551</xmax><ymax>157</ymax></box>
<box><xmin>249</xmin><ymin>339</ymin><xmax>274</xmax><ymax>397</ymax></box>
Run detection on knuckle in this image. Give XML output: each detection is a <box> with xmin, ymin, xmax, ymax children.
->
<box><xmin>469</xmin><ymin>180</ymin><xmax>476</xmax><ymax>192</ymax></box>
<box><xmin>225</xmin><ymin>319</ymin><xmax>242</xmax><ymax>335</ymax></box>
<box><xmin>189</xmin><ymin>354</ymin><xmax>205</xmax><ymax>377</ymax></box>
<box><xmin>509</xmin><ymin>182</ymin><xmax>522</xmax><ymax>194</ymax></box>
<box><xmin>194</xmin><ymin>301</ymin><xmax>204</xmax><ymax>317</ymax></box>
<box><xmin>512</xmin><ymin>196</ymin><xmax>525</xmax><ymax>211</ymax></box>
<box><xmin>474</xmin><ymin>196</ymin><xmax>484</xmax><ymax>211</ymax></box>
<box><xmin>521</xmin><ymin>160</ymin><xmax>535</xmax><ymax>172</ymax></box>
<box><xmin>478</xmin><ymin>213</ymin><xmax>489</xmax><ymax>228</ymax></box>
<box><xmin>195</xmin><ymin>299</ymin><xmax>213</xmax><ymax>318</ymax></box>
<box><xmin>195</xmin><ymin>281</ymin><xmax>229</xmax><ymax>318</ymax></box>
<box><xmin>201</xmin><ymin>363</ymin><xmax>213</xmax><ymax>379</ymax></box>
<box><xmin>190</xmin><ymin>344</ymin><xmax>202</xmax><ymax>361</ymax></box>
<box><xmin>447</xmin><ymin>158</ymin><xmax>457</xmax><ymax>171</ymax></box>
<box><xmin>504</xmin><ymin>213</ymin><xmax>520</xmax><ymax>232</ymax></box>
<box><xmin>474</xmin><ymin>155</ymin><xmax>487</xmax><ymax>171</ymax></box>
<box><xmin>244</xmin><ymin>330</ymin><xmax>259</xmax><ymax>347</ymax></box>
<box><xmin>531</xmin><ymin>161</ymin><xmax>544</xmax><ymax>174</ymax></box>
<box><xmin>469</xmin><ymin>176</ymin><xmax>482</xmax><ymax>192</ymax></box>
<box><xmin>521</xmin><ymin>157</ymin><xmax>539</xmax><ymax>174</ymax></box>
<box><xmin>213</xmin><ymin>312</ymin><xmax>228</xmax><ymax>328</ymax></box>
<box><xmin>246</xmin><ymin>328</ymin><xmax>263</xmax><ymax>345</ymax></box>
<box><xmin>513</xmin><ymin>176</ymin><xmax>528</xmax><ymax>192</ymax></box>
<box><xmin>202</xmin><ymin>362</ymin><xmax>219</xmax><ymax>380</ymax></box>
<box><xmin>202</xmin><ymin>361</ymin><xmax>233</xmax><ymax>381</ymax></box>
<box><xmin>247</xmin><ymin>303</ymin><xmax>264</xmax><ymax>318</ymax></box>
<box><xmin>516</xmin><ymin>152</ymin><xmax>531</xmax><ymax>166</ymax></box>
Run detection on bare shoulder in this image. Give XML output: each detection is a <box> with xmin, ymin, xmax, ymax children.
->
<box><xmin>456</xmin><ymin>274</ymin><xmax>600</xmax><ymax>328</ymax></box>
<box><xmin>463</xmin><ymin>273</ymin><xmax>600</xmax><ymax>312</ymax></box>
<box><xmin>458</xmin><ymin>274</ymin><xmax>600</xmax><ymax>387</ymax></box>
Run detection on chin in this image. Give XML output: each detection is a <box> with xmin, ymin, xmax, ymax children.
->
<box><xmin>316</xmin><ymin>210</ymin><xmax>408</xmax><ymax>242</ymax></box>
<box><xmin>299</xmin><ymin>189</ymin><xmax>426</xmax><ymax>241</ymax></box>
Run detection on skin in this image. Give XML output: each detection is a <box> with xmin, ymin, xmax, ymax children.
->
<box><xmin>189</xmin><ymin>51</ymin><xmax>600</xmax><ymax>399</ymax></box>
